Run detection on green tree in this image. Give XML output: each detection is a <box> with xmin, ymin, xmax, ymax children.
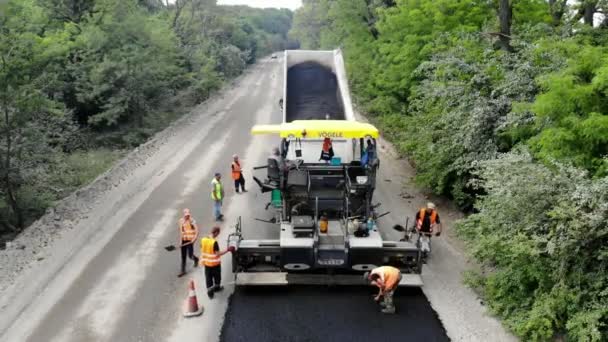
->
<box><xmin>458</xmin><ymin>151</ymin><xmax>608</xmax><ymax>341</ymax></box>
<box><xmin>527</xmin><ymin>44</ymin><xmax>608</xmax><ymax>176</ymax></box>
<box><xmin>0</xmin><ymin>0</ymin><xmax>77</xmax><ymax>230</ymax></box>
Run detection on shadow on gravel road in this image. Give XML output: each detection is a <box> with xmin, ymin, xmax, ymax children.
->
<box><xmin>221</xmin><ymin>286</ymin><xmax>450</xmax><ymax>342</ymax></box>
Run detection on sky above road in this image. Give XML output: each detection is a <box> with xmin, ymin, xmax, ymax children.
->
<box><xmin>217</xmin><ymin>0</ymin><xmax>302</xmax><ymax>10</ymax></box>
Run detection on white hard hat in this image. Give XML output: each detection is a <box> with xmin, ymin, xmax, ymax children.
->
<box><xmin>233</xmin><ymin>154</ymin><xmax>238</xmax><ymax>159</ymax></box>
<box><xmin>427</xmin><ymin>202</ymin><xmax>436</xmax><ymax>210</ymax></box>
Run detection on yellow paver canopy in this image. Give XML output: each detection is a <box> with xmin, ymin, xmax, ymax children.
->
<box><xmin>251</xmin><ymin>120</ymin><xmax>379</xmax><ymax>139</ymax></box>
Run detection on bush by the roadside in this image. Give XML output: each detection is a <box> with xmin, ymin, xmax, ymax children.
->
<box><xmin>457</xmin><ymin>150</ymin><xmax>608</xmax><ymax>341</ymax></box>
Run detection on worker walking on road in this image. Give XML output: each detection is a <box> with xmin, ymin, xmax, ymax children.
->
<box><xmin>231</xmin><ymin>154</ymin><xmax>247</xmax><ymax>193</ymax></box>
<box><xmin>415</xmin><ymin>202</ymin><xmax>442</xmax><ymax>236</ymax></box>
<box><xmin>200</xmin><ymin>226</ymin><xmax>232</xmax><ymax>298</ymax></box>
<box><xmin>211</xmin><ymin>172</ymin><xmax>225</xmax><ymax>221</ymax></box>
<box><xmin>177</xmin><ymin>208</ymin><xmax>199</xmax><ymax>278</ymax></box>
<box><xmin>365</xmin><ymin>266</ymin><xmax>402</xmax><ymax>314</ymax></box>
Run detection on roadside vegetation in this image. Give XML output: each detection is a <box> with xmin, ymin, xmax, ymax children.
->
<box><xmin>291</xmin><ymin>0</ymin><xmax>607</xmax><ymax>340</ymax></box>
<box><xmin>0</xmin><ymin>0</ymin><xmax>295</xmax><ymax>240</ymax></box>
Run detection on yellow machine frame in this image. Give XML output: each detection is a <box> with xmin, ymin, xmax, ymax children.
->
<box><xmin>251</xmin><ymin>120</ymin><xmax>379</xmax><ymax>139</ymax></box>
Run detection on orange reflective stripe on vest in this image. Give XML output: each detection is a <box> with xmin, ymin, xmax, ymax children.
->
<box><xmin>201</xmin><ymin>237</ymin><xmax>220</xmax><ymax>267</ymax></box>
<box><xmin>181</xmin><ymin>219</ymin><xmax>196</xmax><ymax>241</ymax></box>
<box><xmin>416</xmin><ymin>208</ymin><xmax>437</xmax><ymax>228</ymax></box>
<box><xmin>231</xmin><ymin>161</ymin><xmax>242</xmax><ymax>180</ymax></box>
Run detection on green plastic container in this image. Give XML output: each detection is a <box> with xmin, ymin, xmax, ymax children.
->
<box><xmin>271</xmin><ymin>189</ymin><xmax>282</xmax><ymax>208</ymax></box>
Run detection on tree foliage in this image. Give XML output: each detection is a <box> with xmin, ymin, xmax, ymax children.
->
<box><xmin>292</xmin><ymin>0</ymin><xmax>608</xmax><ymax>339</ymax></box>
<box><xmin>0</xmin><ymin>0</ymin><xmax>292</xmax><ymax>235</ymax></box>
<box><xmin>458</xmin><ymin>151</ymin><xmax>608</xmax><ymax>341</ymax></box>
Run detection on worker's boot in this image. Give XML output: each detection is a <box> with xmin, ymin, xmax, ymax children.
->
<box><xmin>207</xmin><ymin>289</ymin><xmax>214</xmax><ymax>299</ymax></box>
<box><xmin>214</xmin><ymin>285</ymin><xmax>224</xmax><ymax>292</ymax></box>
<box><xmin>381</xmin><ymin>306</ymin><xmax>396</xmax><ymax>314</ymax></box>
<box><xmin>381</xmin><ymin>294</ymin><xmax>395</xmax><ymax>313</ymax></box>
<box><xmin>193</xmin><ymin>256</ymin><xmax>199</xmax><ymax>268</ymax></box>
<box><xmin>177</xmin><ymin>263</ymin><xmax>186</xmax><ymax>277</ymax></box>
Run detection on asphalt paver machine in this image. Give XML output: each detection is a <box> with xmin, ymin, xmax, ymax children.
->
<box><xmin>227</xmin><ymin>120</ymin><xmax>424</xmax><ymax>287</ymax></box>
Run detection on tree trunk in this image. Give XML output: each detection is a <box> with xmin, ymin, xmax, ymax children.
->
<box><xmin>548</xmin><ymin>0</ymin><xmax>566</xmax><ymax>26</ymax></box>
<box><xmin>1</xmin><ymin>55</ymin><xmax>23</xmax><ymax>231</ymax></box>
<box><xmin>2</xmin><ymin>101</ymin><xmax>23</xmax><ymax>230</ymax></box>
<box><xmin>583</xmin><ymin>2</ymin><xmax>596</xmax><ymax>26</ymax></box>
<box><xmin>498</xmin><ymin>0</ymin><xmax>513</xmax><ymax>52</ymax></box>
<box><xmin>172</xmin><ymin>0</ymin><xmax>182</xmax><ymax>28</ymax></box>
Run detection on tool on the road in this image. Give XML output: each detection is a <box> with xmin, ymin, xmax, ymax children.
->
<box><xmin>165</xmin><ymin>245</ymin><xmax>176</xmax><ymax>251</ymax></box>
<box><xmin>183</xmin><ymin>279</ymin><xmax>204</xmax><ymax>317</ymax></box>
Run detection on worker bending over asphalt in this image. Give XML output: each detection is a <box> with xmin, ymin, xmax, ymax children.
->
<box><xmin>177</xmin><ymin>208</ymin><xmax>199</xmax><ymax>278</ymax></box>
<box><xmin>200</xmin><ymin>226</ymin><xmax>234</xmax><ymax>298</ymax></box>
<box><xmin>365</xmin><ymin>266</ymin><xmax>402</xmax><ymax>314</ymax></box>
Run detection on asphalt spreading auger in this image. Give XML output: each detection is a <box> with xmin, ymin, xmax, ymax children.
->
<box><xmin>227</xmin><ymin>50</ymin><xmax>424</xmax><ymax>287</ymax></box>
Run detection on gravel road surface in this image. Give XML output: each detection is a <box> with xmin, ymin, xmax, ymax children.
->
<box><xmin>0</xmin><ymin>56</ymin><xmax>516</xmax><ymax>342</ymax></box>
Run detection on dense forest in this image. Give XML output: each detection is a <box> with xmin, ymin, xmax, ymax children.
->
<box><xmin>0</xmin><ymin>0</ymin><xmax>294</xmax><ymax>237</ymax></box>
<box><xmin>291</xmin><ymin>0</ymin><xmax>607</xmax><ymax>341</ymax></box>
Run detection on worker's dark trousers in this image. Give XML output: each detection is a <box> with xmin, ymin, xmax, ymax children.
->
<box><xmin>180</xmin><ymin>244</ymin><xmax>196</xmax><ymax>272</ymax></box>
<box><xmin>204</xmin><ymin>265</ymin><xmax>222</xmax><ymax>292</ymax></box>
<box><xmin>234</xmin><ymin>175</ymin><xmax>245</xmax><ymax>192</ymax></box>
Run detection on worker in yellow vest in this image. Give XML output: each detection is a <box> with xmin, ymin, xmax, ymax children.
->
<box><xmin>231</xmin><ymin>154</ymin><xmax>247</xmax><ymax>193</ymax></box>
<box><xmin>365</xmin><ymin>266</ymin><xmax>402</xmax><ymax>314</ymax></box>
<box><xmin>211</xmin><ymin>172</ymin><xmax>225</xmax><ymax>221</ymax></box>
<box><xmin>200</xmin><ymin>226</ymin><xmax>233</xmax><ymax>298</ymax></box>
<box><xmin>177</xmin><ymin>208</ymin><xmax>199</xmax><ymax>278</ymax></box>
<box><xmin>415</xmin><ymin>202</ymin><xmax>442</xmax><ymax>236</ymax></box>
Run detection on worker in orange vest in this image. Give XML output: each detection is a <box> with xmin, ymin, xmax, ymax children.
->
<box><xmin>231</xmin><ymin>154</ymin><xmax>247</xmax><ymax>193</ymax></box>
<box><xmin>177</xmin><ymin>208</ymin><xmax>199</xmax><ymax>278</ymax></box>
<box><xmin>200</xmin><ymin>226</ymin><xmax>233</xmax><ymax>298</ymax></box>
<box><xmin>415</xmin><ymin>202</ymin><xmax>442</xmax><ymax>237</ymax></box>
<box><xmin>365</xmin><ymin>266</ymin><xmax>402</xmax><ymax>314</ymax></box>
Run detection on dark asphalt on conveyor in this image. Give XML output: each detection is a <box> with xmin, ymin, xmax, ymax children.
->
<box><xmin>20</xmin><ymin>56</ymin><xmax>448</xmax><ymax>342</ymax></box>
<box><xmin>221</xmin><ymin>286</ymin><xmax>449</xmax><ymax>342</ymax></box>
<box><xmin>286</xmin><ymin>62</ymin><xmax>345</xmax><ymax>121</ymax></box>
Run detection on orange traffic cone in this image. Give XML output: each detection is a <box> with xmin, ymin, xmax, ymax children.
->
<box><xmin>183</xmin><ymin>279</ymin><xmax>204</xmax><ymax>317</ymax></box>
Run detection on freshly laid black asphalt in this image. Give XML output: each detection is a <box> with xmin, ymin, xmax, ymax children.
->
<box><xmin>220</xmin><ymin>286</ymin><xmax>450</xmax><ymax>342</ymax></box>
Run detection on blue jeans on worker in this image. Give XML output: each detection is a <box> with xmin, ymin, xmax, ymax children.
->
<box><xmin>213</xmin><ymin>200</ymin><xmax>223</xmax><ymax>220</ymax></box>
